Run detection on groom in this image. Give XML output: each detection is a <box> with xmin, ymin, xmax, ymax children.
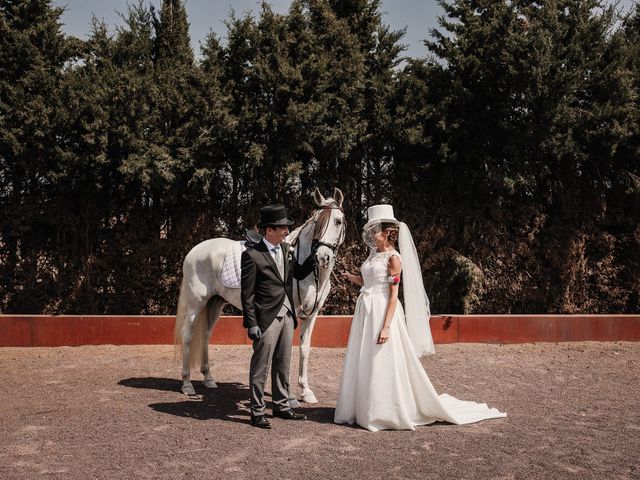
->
<box><xmin>241</xmin><ymin>203</ymin><xmax>314</xmax><ymax>429</ymax></box>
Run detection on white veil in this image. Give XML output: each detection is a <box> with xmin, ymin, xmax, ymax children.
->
<box><xmin>398</xmin><ymin>222</ymin><xmax>435</xmax><ymax>356</ymax></box>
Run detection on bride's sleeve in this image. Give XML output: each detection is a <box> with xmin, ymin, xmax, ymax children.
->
<box><xmin>389</xmin><ymin>252</ymin><xmax>402</xmax><ymax>265</ymax></box>
<box><xmin>386</xmin><ymin>253</ymin><xmax>402</xmax><ymax>285</ymax></box>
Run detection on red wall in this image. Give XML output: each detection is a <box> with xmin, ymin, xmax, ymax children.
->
<box><xmin>1</xmin><ymin>314</ymin><xmax>639</xmax><ymax>347</ymax></box>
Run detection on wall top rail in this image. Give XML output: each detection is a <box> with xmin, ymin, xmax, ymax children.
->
<box><xmin>1</xmin><ymin>314</ymin><xmax>638</xmax><ymax>347</ymax></box>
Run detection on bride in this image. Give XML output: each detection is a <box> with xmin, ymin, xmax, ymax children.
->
<box><xmin>334</xmin><ymin>205</ymin><xmax>506</xmax><ymax>432</ymax></box>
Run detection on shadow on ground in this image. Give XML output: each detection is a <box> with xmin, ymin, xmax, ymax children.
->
<box><xmin>118</xmin><ymin>377</ymin><xmax>335</xmax><ymax>425</ymax></box>
<box><xmin>119</xmin><ymin>376</ymin><xmax>184</xmax><ymax>393</ymax></box>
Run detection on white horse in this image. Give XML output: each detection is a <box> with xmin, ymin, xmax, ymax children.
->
<box><xmin>174</xmin><ymin>187</ymin><xmax>345</xmax><ymax>405</ymax></box>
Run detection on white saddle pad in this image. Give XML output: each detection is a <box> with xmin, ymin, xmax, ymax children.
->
<box><xmin>221</xmin><ymin>241</ymin><xmax>247</xmax><ymax>289</ymax></box>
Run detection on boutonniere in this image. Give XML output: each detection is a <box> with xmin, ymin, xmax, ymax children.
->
<box><xmin>286</xmin><ymin>251</ymin><xmax>294</xmax><ymax>263</ymax></box>
<box><xmin>387</xmin><ymin>274</ymin><xmax>400</xmax><ymax>285</ymax></box>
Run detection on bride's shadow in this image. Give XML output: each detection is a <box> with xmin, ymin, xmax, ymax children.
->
<box><xmin>118</xmin><ymin>377</ymin><xmax>335</xmax><ymax>425</ymax></box>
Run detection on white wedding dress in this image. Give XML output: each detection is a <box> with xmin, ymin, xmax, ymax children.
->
<box><xmin>334</xmin><ymin>250</ymin><xmax>506</xmax><ymax>432</ymax></box>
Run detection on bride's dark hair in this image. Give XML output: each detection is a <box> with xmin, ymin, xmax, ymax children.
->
<box><xmin>381</xmin><ymin>222</ymin><xmax>399</xmax><ymax>244</ymax></box>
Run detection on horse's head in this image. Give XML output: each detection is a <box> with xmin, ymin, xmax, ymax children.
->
<box><xmin>309</xmin><ymin>187</ymin><xmax>345</xmax><ymax>270</ymax></box>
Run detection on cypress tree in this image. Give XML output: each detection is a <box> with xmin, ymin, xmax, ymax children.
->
<box><xmin>407</xmin><ymin>0</ymin><xmax>638</xmax><ymax>313</ymax></box>
<box><xmin>0</xmin><ymin>0</ymin><xmax>74</xmax><ymax>312</ymax></box>
<box><xmin>327</xmin><ymin>0</ymin><xmax>406</xmax><ymax>220</ymax></box>
<box><xmin>153</xmin><ymin>0</ymin><xmax>193</xmax><ymax>66</ymax></box>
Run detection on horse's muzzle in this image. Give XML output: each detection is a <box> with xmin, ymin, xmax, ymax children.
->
<box><xmin>315</xmin><ymin>244</ymin><xmax>334</xmax><ymax>269</ymax></box>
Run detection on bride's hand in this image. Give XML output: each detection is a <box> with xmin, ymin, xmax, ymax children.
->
<box><xmin>377</xmin><ymin>326</ymin><xmax>390</xmax><ymax>344</ymax></box>
<box><xmin>342</xmin><ymin>271</ymin><xmax>358</xmax><ymax>283</ymax></box>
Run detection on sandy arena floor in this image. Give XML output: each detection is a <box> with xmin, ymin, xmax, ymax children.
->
<box><xmin>0</xmin><ymin>342</ymin><xmax>638</xmax><ymax>479</ymax></box>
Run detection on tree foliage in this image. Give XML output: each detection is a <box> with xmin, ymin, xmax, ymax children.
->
<box><xmin>0</xmin><ymin>0</ymin><xmax>637</xmax><ymax>314</ymax></box>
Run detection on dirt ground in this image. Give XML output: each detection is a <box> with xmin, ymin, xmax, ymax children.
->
<box><xmin>0</xmin><ymin>342</ymin><xmax>638</xmax><ymax>480</ymax></box>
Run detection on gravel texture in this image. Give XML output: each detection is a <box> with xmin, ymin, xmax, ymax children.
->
<box><xmin>1</xmin><ymin>342</ymin><xmax>638</xmax><ymax>479</ymax></box>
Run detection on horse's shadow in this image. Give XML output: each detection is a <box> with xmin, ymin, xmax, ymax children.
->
<box><xmin>118</xmin><ymin>377</ymin><xmax>335</xmax><ymax>425</ymax></box>
<box><xmin>119</xmin><ymin>377</ymin><xmax>183</xmax><ymax>392</ymax></box>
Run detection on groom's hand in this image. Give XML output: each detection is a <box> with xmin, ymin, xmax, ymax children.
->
<box><xmin>248</xmin><ymin>326</ymin><xmax>261</xmax><ymax>341</ymax></box>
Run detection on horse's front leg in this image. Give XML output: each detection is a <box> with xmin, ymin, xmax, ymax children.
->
<box><xmin>297</xmin><ymin>314</ymin><xmax>319</xmax><ymax>404</ymax></box>
<box><xmin>201</xmin><ymin>298</ymin><xmax>224</xmax><ymax>389</ymax></box>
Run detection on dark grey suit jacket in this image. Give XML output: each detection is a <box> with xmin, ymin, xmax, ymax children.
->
<box><xmin>241</xmin><ymin>240</ymin><xmax>315</xmax><ymax>332</ymax></box>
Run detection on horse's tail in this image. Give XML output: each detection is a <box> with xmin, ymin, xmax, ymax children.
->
<box><xmin>174</xmin><ymin>275</ymin><xmax>208</xmax><ymax>370</ymax></box>
<box><xmin>188</xmin><ymin>306</ymin><xmax>208</xmax><ymax>370</ymax></box>
<box><xmin>173</xmin><ymin>277</ymin><xmax>189</xmax><ymax>362</ymax></box>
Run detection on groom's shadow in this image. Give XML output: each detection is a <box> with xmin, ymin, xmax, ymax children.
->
<box><xmin>119</xmin><ymin>377</ymin><xmax>251</xmax><ymax>424</ymax></box>
<box><xmin>118</xmin><ymin>377</ymin><xmax>335</xmax><ymax>425</ymax></box>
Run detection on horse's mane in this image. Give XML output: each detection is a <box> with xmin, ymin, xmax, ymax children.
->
<box><xmin>288</xmin><ymin>199</ymin><xmax>341</xmax><ymax>247</ymax></box>
<box><xmin>287</xmin><ymin>211</ymin><xmax>318</xmax><ymax>246</ymax></box>
<box><xmin>287</xmin><ymin>224</ymin><xmax>304</xmax><ymax>246</ymax></box>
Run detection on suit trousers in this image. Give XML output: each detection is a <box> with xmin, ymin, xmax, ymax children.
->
<box><xmin>249</xmin><ymin>311</ymin><xmax>294</xmax><ymax>416</ymax></box>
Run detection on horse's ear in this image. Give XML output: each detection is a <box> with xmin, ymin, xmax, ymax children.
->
<box><xmin>313</xmin><ymin>187</ymin><xmax>325</xmax><ymax>206</ymax></box>
<box><xmin>333</xmin><ymin>187</ymin><xmax>344</xmax><ymax>207</ymax></box>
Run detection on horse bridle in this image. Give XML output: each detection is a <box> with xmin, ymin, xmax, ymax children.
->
<box><xmin>311</xmin><ymin>203</ymin><xmax>345</xmax><ymax>252</ymax></box>
<box><xmin>293</xmin><ymin>202</ymin><xmax>345</xmax><ymax>317</ymax></box>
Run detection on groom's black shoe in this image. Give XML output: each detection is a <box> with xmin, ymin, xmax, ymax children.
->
<box><xmin>273</xmin><ymin>409</ymin><xmax>307</xmax><ymax>420</ymax></box>
<box><xmin>250</xmin><ymin>415</ymin><xmax>272</xmax><ymax>429</ymax></box>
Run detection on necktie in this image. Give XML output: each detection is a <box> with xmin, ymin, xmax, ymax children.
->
<box><xmin>273</xmin><ymin>246</ymin><xmax>284</xmax><ymax>279</ymax></box>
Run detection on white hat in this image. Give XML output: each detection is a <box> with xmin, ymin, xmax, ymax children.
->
<box><xmin>363</xmin><ymin>204</ymin><xmax>399</xmax><ymax>230</ymax></box>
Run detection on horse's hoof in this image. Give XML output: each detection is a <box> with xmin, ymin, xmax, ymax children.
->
<box><xmin>203</xmin><ymin>379</ymin><xmax>218</xmax><ymax>389</ymax></box>
<box><xmin>288</xmin><ymin>398</ymin><xmax>301</xmax><ymax>409</ymax></box>
<box><xmin>181</xmin><ymin>384</ymin><xmax>196</xmax><ymax>396</ymax></box>
<box><xmin>301</xmin><ymin>392</ymin><xmax>318</xmax><ymax>404</ymax></box>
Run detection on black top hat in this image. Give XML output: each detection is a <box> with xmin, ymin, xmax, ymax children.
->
<box><xmin>258</xmin><ymin>204</ymin><xmax>294</xmax><ymax>228</ymax></box>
